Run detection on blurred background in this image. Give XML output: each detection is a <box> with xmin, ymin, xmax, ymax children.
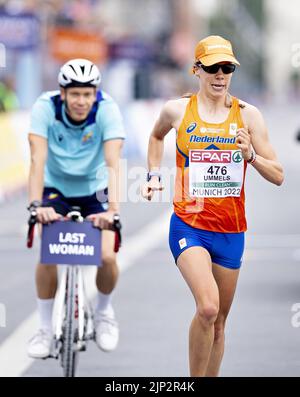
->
<box><xmin>1</xmin><ymin>0</ymin><xmax>300</xmax><ymax>105</ymax></box>
<box><xmin>1</xmin><ymin>0</ymin><xmax>300</xmax><ymax>198</ymax></box>
<box><xmin>1</xmin><ymin>0</ymin><xmax>300</xmax><ymax>377</ymax></box>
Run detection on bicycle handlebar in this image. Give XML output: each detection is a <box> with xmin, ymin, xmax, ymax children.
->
<box><xmin>27</xmin><ymin>209</ymin><xmax>37</xmax><ymax>248</ymax></box>
<box><xmin>26</xmin><ymin>208</ymin><xmax>122</xmax><ymax>252</ymax></box>
<box><xmin>112</xmin><ymin>214</ymin><xmax>122</xmax><ymax>252</ymax></box>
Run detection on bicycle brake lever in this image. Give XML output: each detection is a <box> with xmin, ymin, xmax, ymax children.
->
<box><xmin>27</xmin><ymin>210</ymin><xmax>38</xmax><ymax>248</ymax></box>
<box><xmin>112</xmin><ymin>214</ymin><xmax>122</xmax><ymax>252</ymax></box>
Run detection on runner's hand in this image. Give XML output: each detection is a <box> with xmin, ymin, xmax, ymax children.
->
<box><xmin>87</xmin><ymin>210</ymin><xmax>116</xmax><ymax>230</ymax></box>
<box><xmin>141</xmin><ymin>177</ymin><xmax>164</xmax><ymax>201</ymax></box>
<box><xmin>36</xmin><ymin>207</ymin><xmax>62</xmax><ymax>224</ymax></box>
<box><xmin>236</xmin><ymin>125</ymin><xmax>252</xmax><ymax>161</ymax></box>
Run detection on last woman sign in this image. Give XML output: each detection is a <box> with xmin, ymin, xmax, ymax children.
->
<box><xmin>41</xmin><ymin>221</ymin><xmax>101</xmax><ymax>266</ymax></box>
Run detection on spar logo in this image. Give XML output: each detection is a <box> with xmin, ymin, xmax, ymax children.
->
<box><xmin>232</xmin><ymin>151</ymin><xmax>243</xmax><ymax>163</ymax></box>
<box><xmin>190</xmin><ymin>150</ymin><xmax>232</xmax><ymax>163</ymax></box>
<box><xmin>186</xmin><ymin>122</ymin><xmax>197</xmax><ymax>133</ymax></box>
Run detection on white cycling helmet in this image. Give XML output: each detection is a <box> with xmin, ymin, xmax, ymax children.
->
<box><xmin>58</xmin><ymin>58</ymin><xmax>101</xmax><ymax>88</ymax></box>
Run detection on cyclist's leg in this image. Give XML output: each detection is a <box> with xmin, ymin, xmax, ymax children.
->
<box><xmin>92</xmin><ymin>226</ymin><xmax>119</xmax><ymax>351</ymax></box>
<box><xmin>205</xmin><ymin>232</ymin><xmax>244</xmax><ymax>376</ymax></box>
<box><xmin>69</xmin><ymin>189</ymin><xmax>113</xmax><ymax>296</ymax></box>
<box><xmin>36</xmin><ymin>188</ymin><xmax>69</xmax><ymax>298</ymax></box>
<box><xmin>36</xmin><ymin>189</ymin><xmax>69</xmax><ymax>324</ymax></box>
<box><xmin>28</xmin><ymin>188</ymin><xmax>70</xmax><ymax>357</ymax></box>
<box><xmin>96</xmin><ymin>230</ymin><xmax>118</xmax><ymax>294</ymax></box>
<box><xmin>36</xmin><ymin>263</ymin><xmax>58</xmax><ymax>299</ymax></box>
<box><xmin>81</xmin><ymin>189</ymin><xmax>120</xmax><ymax>350</ymax></box>
<box><xmin>76</xmin><ymin>189</ymin><xmax>119</xmax><ymax>350</ymax></box>
<box><xmin>177</xmin><ymin>247</ymin><xmax>219</xmax><ymax>377</ymax></box>
<box><xmin>77</xmin><ymin>189</ymin><xmax>118</xmax><ymax>298</ymax></box>
<box><xmin>93</xmin><ymin>230</ymin><xmax>119</xmax><ymax>351</ymax></box>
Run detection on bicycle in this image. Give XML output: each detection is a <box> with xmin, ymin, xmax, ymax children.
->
<box><xmin>27</xmin><ymin>206</ymin><xmax>122</xmax><ymax>377</ymax></box>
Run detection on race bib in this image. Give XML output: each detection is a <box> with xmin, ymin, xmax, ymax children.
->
<box><xmin>189</xmin><ymin>149</ymin><xmax>244</xmax><ymax>198</ymax></box>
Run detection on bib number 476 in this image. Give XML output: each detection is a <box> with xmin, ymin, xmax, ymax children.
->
<box><xmin>207</xmin><ymin>166</ymin><xmax>228</xmax><ymax>176</ymax></box>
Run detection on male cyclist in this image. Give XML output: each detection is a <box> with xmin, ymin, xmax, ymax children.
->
<box><xmin>27</xmin><ymin>59</ymin><xmax>125</xmax><ymax>358</ymax></box>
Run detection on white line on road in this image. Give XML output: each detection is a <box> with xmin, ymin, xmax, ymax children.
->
<box><xmin>0</xmin><ymin>208</ymin><xmax>173</xmax><ymax>377</ymax></box>
<box><xmin>293</xmin><ymin>249</ymin><xmax>300</xmax><ymax>261</ymax></box>
<box><xmin>246</xmin><ymin>234</ymin><xmax>300</xmax><ymax>248</ymax></box>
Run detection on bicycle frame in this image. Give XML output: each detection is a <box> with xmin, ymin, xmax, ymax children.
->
<box><xmin>53</xmin><ymin>265</ymin><xmax>93</xmax><ymax>349</ymax></box>
<box><xmin>51</xmin><ymin>264</ymin><xmax>94</xmax><ymax>376</ymax></box>
<box><xmin>26</xmin><ymin>207</ymin><xmax>122</xmax><ymax>377</ymax></box>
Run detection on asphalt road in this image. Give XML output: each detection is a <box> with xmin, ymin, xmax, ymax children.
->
<box><xmin>0</xmin><ymin>102</ymin><xmax>300</xmax><ymax>377</ymax></box>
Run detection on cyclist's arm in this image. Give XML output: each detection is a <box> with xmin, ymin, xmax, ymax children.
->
<box><xmin>104</xmin><ymin>139</ymin><xmax>124</xmax><ymax>213</ymax></box>
<box><xmin>242</xmin><ymin>104</ymin><xmax>284</xmax><ymax>186</ymax></box>
<box><xmin>148</xmin><ymin>100</ymin><xmax>178</xmax><ymax>173</ymax></box>
<box><xmin>28</xmin><ymin>134</ymin><xmax>48</xmax><ymax>203</ymax></box>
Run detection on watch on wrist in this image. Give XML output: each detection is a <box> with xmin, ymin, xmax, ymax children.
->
<box><xmin>147</xmin><ymin>171</ymin><xmax>161</xmax><ymax>182</ymax></box>
<box><xmin>247</xmin><ymin>149</ymin><xmax>257</xmax><ymax>164</ymax></box>
<box><xmin>27</xmin><ymin>200</ymin><xmax>42</xmax><ymax>211</ymax></box>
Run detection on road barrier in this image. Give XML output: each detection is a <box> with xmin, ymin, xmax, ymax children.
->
<box><xmin>0</xmin><ymin>111</ymin><xmax>29</xmax><ymax>202</ymax></box>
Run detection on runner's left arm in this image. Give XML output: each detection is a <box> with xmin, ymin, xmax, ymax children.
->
<box><xmin>241</xmin><ymin>105</ymin><xmax>284</xmax><ymax>186</ymax></box>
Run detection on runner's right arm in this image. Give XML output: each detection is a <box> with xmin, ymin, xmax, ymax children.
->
<box><xmin>142</xmin><ymin>100</ymin><xmax>177</xmax><ymax>201</ymax></box>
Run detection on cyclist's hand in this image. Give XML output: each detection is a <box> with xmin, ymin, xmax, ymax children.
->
<box><xmin>36</xmin><ymin>207</ymin><xmax>62</xmax><ymax>224</ymax></box>
<box><xmin>141</xmin><ymin>177</ymin><xmax>164</xmax><ymax>201</ymax></box>
<box><xmin>87</xmin><ymin>210</ymin><xmax>115</xmax><ymax>230</ymax></box>
<box><xmin>236</xmin><ymin>125</ymin><xmax>252</xmax><ymax>161</ymax></box>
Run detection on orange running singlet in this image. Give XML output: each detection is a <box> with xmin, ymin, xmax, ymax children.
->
<box><xmin>174</xmin><ymin>95</ymin><xmax>247</xmax><ymax>233</ymax></box>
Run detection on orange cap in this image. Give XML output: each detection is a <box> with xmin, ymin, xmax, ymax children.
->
<box><xmin>194</xmin><ymin>35</ymin><xmax>240</xmax><ymax>66</ymax></box>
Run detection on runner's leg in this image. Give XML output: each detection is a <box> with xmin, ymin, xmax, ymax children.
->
<box><xmin>35</xmin><ymin>188</ymin><xmax>67</xmax><ymax>327</ymax></box>
<box><xmin>205</xmin><ymin>264</ymin><xmax>240</xmax><ymax>377</ymax></box>
<box><xmin>177</xmin><ymin>246</ymin><xmax>219</xmax><ymax>377</ymax></box>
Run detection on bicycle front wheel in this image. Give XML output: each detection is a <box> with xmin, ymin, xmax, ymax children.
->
<box><xmin>61</xmin><ymin>266</ymin><xmax>78</xmax><ymax>377</ymax></box>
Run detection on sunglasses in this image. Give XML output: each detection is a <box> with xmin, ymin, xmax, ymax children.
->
<box><xmin>196</xmin><ymin>62</ymin><xmax>236</xmax><ymax>74</ymax></box>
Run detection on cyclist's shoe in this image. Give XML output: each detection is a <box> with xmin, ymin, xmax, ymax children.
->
<box><xmin>95</xmin><ymin>312</ymin><xmax>119</xmax><ymax>352</ymax></box>
<box><xmin>27</xmin><ymin>329</ymin><xmax>52</xmax><ymax>359</ymax></box>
